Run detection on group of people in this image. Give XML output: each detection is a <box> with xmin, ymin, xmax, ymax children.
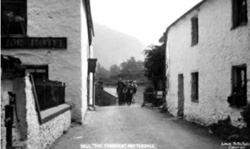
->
<box><xmin>116</xmin><ymin>79</ymin><xmax>137</xmax><ymax>105</ymax></box>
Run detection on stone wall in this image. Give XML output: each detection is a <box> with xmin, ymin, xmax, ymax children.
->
<box><xmin>24</xmin><ymin>76</ymin><xmax>71</xmax><ymax>149</ymax></box>
<box><xmin>95</xmin><ymin>88</ymin><xmax>117</xmax><ymax>106</ymax></box>
<box><xmin>39</xmin><ymin>111</ymin><xmax>71</xmax><ymax>149</ymax></box>
<box><xmin>166</xmin><ymin>0</ymin><xmax>250</xmax><ymax>127</ymax></box>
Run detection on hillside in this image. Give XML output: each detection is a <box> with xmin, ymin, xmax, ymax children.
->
<box><xmin>92</xmin><ymin>23</ymin><xmax>146</xmax><ymax>69</ymax></box>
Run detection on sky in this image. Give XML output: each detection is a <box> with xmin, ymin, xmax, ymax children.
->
<box><xmin>91</xmin><ymin>0</ymin><xmax>202</xmax><ymax>46</ymax></box>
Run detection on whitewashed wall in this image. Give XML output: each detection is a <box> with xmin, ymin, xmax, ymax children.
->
<box><xmin>166</xmin><ymin>0</ymin><xmax>250</xmax><ymax>127</ymax></box>
<box><xmin>1</xmin><ymin>0</ymin><xmax>90</xmax><ymax>122</ymax></box>
<box><xmin>81</xmin><ymin>0</ymin><xmax>90</xmax><ymax>121</ymax></box>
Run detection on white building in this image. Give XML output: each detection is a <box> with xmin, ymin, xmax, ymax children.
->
<box><xmin>1</xmin><ymin>0</ymin><xmax>94</xmax><ymax>123</ymax></box>
<box><xmin>165</xmin><ymin>0</ymin><xmax>250</xmax><ymax>127</ymax></box>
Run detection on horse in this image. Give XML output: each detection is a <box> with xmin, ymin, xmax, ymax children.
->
<box><xmin>126</xmin><ymin>82</ymin><xmax>136</xmax><ymax>105</ymax></box>
<box><xmin>117</xmin><ymin>81</ymin><xmax>127</xmax><ymax>105</ymax></box>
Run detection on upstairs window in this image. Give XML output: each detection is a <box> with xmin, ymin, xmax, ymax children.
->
<box><xmin>191</xmin><ymin>17</ymin><xmax>199</xmax><ymax>46</ymax></box>
<box><xmin>191</xmin><ymin>72</ymin><xmax>199</xmax><ymax>102</ymax></box>
<box><xmin>232</xmin><ymin>0</ymin><xmax>248</xmax><ymax>28</ymax></box>
<box><xmin>1</xmin><ymin>0</ymin><xmax>27</xmax><ymax>36</ymax></box>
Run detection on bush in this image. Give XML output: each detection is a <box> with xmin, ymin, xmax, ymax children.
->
<box><xmin>209</xmin><ymin>117</ymin><xmax>250</xmax><ymax>142</ymax></box>
<box><xmin>241</xmin><ymin>105</ymin><xmax>250</xmax><ymax>128</ymax></box>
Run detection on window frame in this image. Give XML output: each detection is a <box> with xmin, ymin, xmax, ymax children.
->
<box><xmin>232</xmin><ymin>0</ymin><xmax>248</xmax><ymax>29</ymax></box>
<box><xmin>1</xmin><ymin>0</ymin><xmax>27</xmax><ymax>37</ymax></box>
<box><xmin>191</xmin><ymin>16</ymin><xmax>199</xmax><ymax>46</ymax></box>
<box><xmin>229</xmin><ymin>64</ymin><xmax>247</xmax><ymax>107</ymax></box>
<box><xmin>25</xmin><ymin>65</ymin><xmax>49</xmax><ymax>81</ymax></box>
<box><xmin>191</xmin><ymin>72</ymin><xmax>199</xmax><ymax>102</ymax></box>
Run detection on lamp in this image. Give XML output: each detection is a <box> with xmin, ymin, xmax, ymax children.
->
<box><xmin>88</xmin><ymin>58</ymin><xmax>97</xmax><ymax>73</ymax></box>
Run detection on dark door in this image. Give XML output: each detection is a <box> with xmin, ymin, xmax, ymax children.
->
<box><xmin>177</xmin><ymin>74</ymin><xmax>184</xmax><ymax>117</ymax></box>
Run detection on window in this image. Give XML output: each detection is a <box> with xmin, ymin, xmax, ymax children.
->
<box><xmin>228</xmin><ymin>64</ymin><xmax>247</xmax><ymax>107</ymax></box>
<box><xmin>1</xmin><ymin>0</ymin><xmax>27</xmax><ymax>36</ymax></box>
<box><xmin>26</xmin><ymin>65</ymin><xmax>66</xmax><ymax>111</ymax></box>
<box><xmin>25</xmin><ymin>65</ymin><xmax>49</xmax><ymax>81</ymax></box>
<box><xmin>191</xmin><ymin>72</ymin><xmax>199</xmax><ymax>102</ymax></box>
<box><xmin>191</xmin><ymin>17</ymin><xmax>199</xmax><ymax>46</ymax></box>
<box><xmin>232</xmin><ymin>0</ymin><xmax>248</xmax><ymax>28</ymax></box>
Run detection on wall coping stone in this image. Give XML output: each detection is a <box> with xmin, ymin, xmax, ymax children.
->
<box><xmin>41</xmin><ymin>104</ymin><xmax>71</xmax><ymax>124</ymax></box>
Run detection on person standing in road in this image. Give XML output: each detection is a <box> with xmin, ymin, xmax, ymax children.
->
<box><xmin>117</xmin><ymin>79</ymin><xmax>123</xmax><ymax>105</ymax></box>
<box><xmin>131</xmin><ymin>80</ymin><xmax>137</xmax><ymax>104</ymax></box>
<box><xmin>126</xmin><ymin>81</ymin><xmax>134</xmax><ymax>105</ymax></box>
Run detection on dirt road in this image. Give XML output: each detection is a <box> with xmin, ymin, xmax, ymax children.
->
<box><xmin>50</xmin><ymin>104</ymin><xmax>225</xmax><ymax>149</ymax></box>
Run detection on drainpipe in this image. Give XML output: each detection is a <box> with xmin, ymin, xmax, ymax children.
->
<box><xmin>88</xmin><ymin>45</ymin><xmax>97</xmax><ymax>110</ymax></box>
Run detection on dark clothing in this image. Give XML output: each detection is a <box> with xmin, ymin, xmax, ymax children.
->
<box><xmin>117</xmin><ymin>81</ymin><xmax>127</xmax><ymax>105</ymax></box>
<box><xmin>126</xmin><ymin>85</ymin><xmax>134</xmax><ymax>105</ymax></box>
<box><xmin>117</xmin><ymin>81</ymin><xmax>137</xmax><ymax>106</ymax></box>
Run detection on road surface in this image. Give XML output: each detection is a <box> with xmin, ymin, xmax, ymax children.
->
<box><xmin>50</xmin><ymin>104</ymin><xmax>225</xmax><ymax>149</ymax></box>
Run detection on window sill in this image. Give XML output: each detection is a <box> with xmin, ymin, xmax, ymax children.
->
<box><xmin>40</xmin><ymin>104</ymin><xmax>71</xmax><ymax>124</ymax></box>
<box><xmin>191</xmin><ymin>42</ymin><xmax>199</xmax><ymax>47</ymax></box>
<box><xmin>191</xmin><ymin>100</ymin><xmax>199</xmax><ymax>103</ymax></box>
<box><xmin>231</xmin><ymin>22</ymin><xmax>248</xmax><ymax>30</ymax></box>
<box><xmin>229</xmin><ymin>104</ymin><xmax>248</xmax><ymax>110</ymax></box>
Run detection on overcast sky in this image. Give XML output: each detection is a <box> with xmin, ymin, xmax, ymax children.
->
<box><xmin>91</xmin><ymin>0</ymin><xmax>202</xmax><ymax>46</ymax></box>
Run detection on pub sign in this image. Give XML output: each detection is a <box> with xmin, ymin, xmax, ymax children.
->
<box><xmin>1</xmin><ymin>37</ymin><xmax>67</xmax><ymax>49</ymax></box>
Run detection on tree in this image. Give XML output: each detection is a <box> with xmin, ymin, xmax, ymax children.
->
<box><xmin>120</xmin><ymin>57</ymin><xmax>136</xmax><ymax>75</ymax></box>
<box><xmin>119</xmin><ymin>57</ymin><xmax>145</xmax><ymax>80</ymax></box>
<box><xmin>144</xmin><ymin>43</ymin><xmax>166</xmax><ymax>90</ymax></box>
<box><xmin>95</xmin><ymin>63</ymin><xmax>110</xmax><ymax>79</ymax></box>
<box><xmin>95</xmin><ymin>57</ymin><xmax>147</xmax><ymax>85</ymax></box>
<box><xmin>110</xmin><ymin>64</ymin><xmax>120</xmax><ymax>77</ymax></box>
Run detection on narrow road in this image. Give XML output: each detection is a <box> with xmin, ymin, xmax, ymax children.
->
<box><xmin>51</xmin><ymin>104</ymin><xmax>225</xmax><ymax>149</ymax></box>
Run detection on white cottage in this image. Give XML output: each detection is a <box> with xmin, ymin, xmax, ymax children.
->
<box><xmin>1</xmin><ymin>0</ymin><xmax>94</xmax><ymax>122</ymax></box>
<box><xmin>165</xmin><ymin>0</ymin><xmax>250</xmax><ymax>127</ymax></box>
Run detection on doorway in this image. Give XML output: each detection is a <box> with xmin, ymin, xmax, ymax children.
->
<box><xmin>177</xmin><ymin>74</ymin><xmax>184</xmax><ymax>117</ymax></box>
